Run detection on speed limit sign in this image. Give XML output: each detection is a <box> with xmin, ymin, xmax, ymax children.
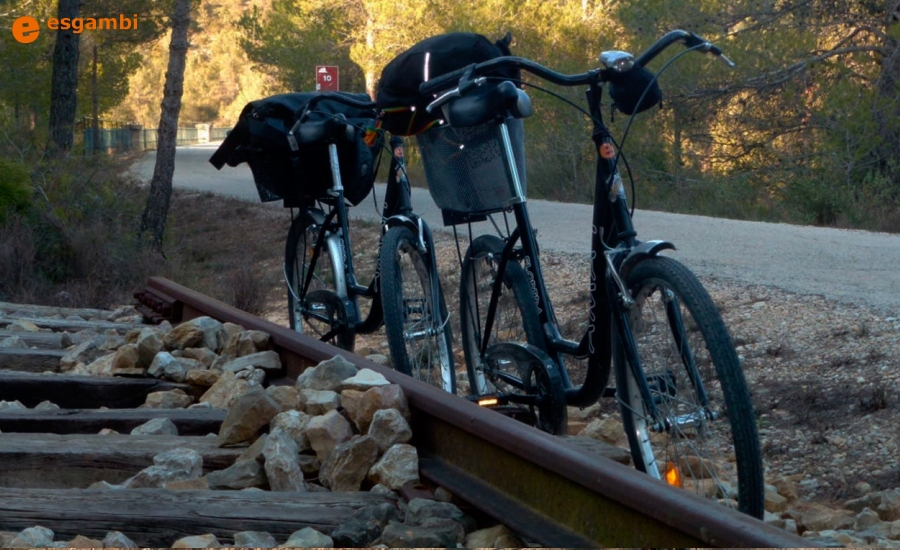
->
<box><xmin>316</xmin><ymin>66</ymin><xmax>339</xmax><ymax>91</ymax></box>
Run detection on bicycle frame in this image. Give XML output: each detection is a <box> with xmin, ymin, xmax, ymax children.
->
<box><xmin>477</xmin><ymin>74</ymin><xmax>693</xmax><ymax>420</ymax></box>
<box><xmin>293</xmin><ymin>136</ymin><xmax>445</xmax><ymax>341</ymax></box>
<box><xmin>429</xmin><ymin>31</ymin><xmax>763</xmax><ymax>516</ymax></box>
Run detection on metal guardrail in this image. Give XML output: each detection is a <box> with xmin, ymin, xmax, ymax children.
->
<box><xmin>79</xmin><ymin>118</ymin><xmax>231</xmax><ymax>154</ymax></box>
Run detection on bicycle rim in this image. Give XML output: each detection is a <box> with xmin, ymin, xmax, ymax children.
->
<box><xmin>615</xmin><ymin>256</ymin><xmax>763</xmax><ymax>518</ymax></box>
<box><xmin>285</xmin><ymin>215</ymin><xmax>354</xmax><ymax>351</ymax></box>
<box><xmin>380</xmin><ymin>227</ymin><xmax>455</xmax><ymax>393</ymax></box>
<box><xmin>460</xmin><ymin>235</ymin><xmax>544</xmax><ymax>397</ymax></box>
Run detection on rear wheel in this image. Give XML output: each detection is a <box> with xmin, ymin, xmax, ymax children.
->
<box><xmin>614</xmin><ymin>255</ymin><xmax>763</xmax><ymax>518</ymax></box>
<box><xmin>285</xmin><ymin>211</ymin><xmax>355</xmax><ymax>351</ymax></box>
<box><xmin>379</xmin><ymin>226</ymin><xmax>455</xmax><ymax>393</ymax></box>
<box><xmin>459</xmin><ymin>234</ymin><xmax>566</xmax><ymax>433</ymax></box>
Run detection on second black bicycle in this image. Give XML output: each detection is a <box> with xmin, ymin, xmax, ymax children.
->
<box><xmin>412</xmin><ymin>30</ymin><xmax>765</xmax><ymax>518</ymax></box>
<box><xmin>212</xmin><ymin>91</ymin><xmax>455</xmax><ymax>393</ymax></box>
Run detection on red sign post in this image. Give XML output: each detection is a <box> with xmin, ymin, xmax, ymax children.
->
<box><xmin>316</xmin><ymin>66</ymin><xmax>339</xmax><ymax>92</ymax></box>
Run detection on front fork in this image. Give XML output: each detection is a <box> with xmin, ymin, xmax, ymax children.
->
<box><xmin>609</xmin><ymin>250</ymin><xmax>714</xmax><ymax>433</ymax></box>
<box><xmin>381</xmin><ymin>137</ymin><xmax>448</xmax><ymax>341</ymax></box>
<box><xmin>607</xmin><ymin>251</ymin><xmax>662</xmax><ymax>427</ymax></box>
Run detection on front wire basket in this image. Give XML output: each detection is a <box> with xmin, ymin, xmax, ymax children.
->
<box><xmin>416</xmin><ymin>118</ymin><xmax>526</xmax><ymax>215</ymax></box>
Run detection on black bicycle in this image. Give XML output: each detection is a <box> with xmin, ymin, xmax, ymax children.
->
<box><xmin>416</xmin><ymin>31</ymin><xmax>764</xmax><ymax>517</ymax></box>
<box><xmin>286</xmin><ymin>93</ymin><xmax>456</xmax><ymax>393</ymax></box>
<box><xmin>212</xmin><ymin>91</ymin><xmax>455</xmax><ymax>393</ymax></box>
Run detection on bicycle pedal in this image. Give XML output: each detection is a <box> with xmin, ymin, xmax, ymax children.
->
<box><xmin>467</xmin><ymin>394</ymin><xmax>509</xmax><ymax>408</ymax></box>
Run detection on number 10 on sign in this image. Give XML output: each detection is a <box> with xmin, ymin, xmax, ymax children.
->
<box><xmin>316</xmin><ymin>66</ymin><xmax>339</xmax><ymax>91</ymax></box>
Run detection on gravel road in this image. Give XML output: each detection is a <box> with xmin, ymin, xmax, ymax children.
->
<box><xmin>136</xmin><ymin>144</ymin><xmax>900</xmax><ymax>312</ymax></box>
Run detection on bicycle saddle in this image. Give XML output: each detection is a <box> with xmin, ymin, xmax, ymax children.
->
<box><xmin>292</xmin><ymin>114</ymin><xmax>367</xmax><ymax>146</ymax></box>
<box><xmin>441</xmin><ymin>80</ymin><xmax>533</xmax><ymax>128</ymax></box>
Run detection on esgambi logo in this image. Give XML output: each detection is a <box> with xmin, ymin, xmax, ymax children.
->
<box><xmin>12</xmin><ymin>16</ymin><xmax>41</xmax><ymax>44</ymax></box>
<box><xmin>11</xmin><ymin>14</ymin><xmax>139</xmax><ymax>44</ymax></box>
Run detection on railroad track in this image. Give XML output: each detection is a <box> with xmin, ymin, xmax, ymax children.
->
<box><xmin>0</xmin><ymin>278</ymin><xmax>808</xmax><ymax>547</ymax></box>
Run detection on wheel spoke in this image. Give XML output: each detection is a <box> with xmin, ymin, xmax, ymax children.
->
<box><xmin>285</xmin><ymin>214</ymin><xmax>354</xmax><ymax>351</ymax></box>
<box><xmin>380</xmin><ymin>226</ymin><xmax>455</xmax><ymax>394</ymax></box>
<box><xmin>460</xmin><ymin>235</ymin><xmax>566</xmax><ymax>433</ymax></box>
<box><xmin>615</xmin><ymin>256</ymin><xmax>763</xmax><ymax>518</ymax></box>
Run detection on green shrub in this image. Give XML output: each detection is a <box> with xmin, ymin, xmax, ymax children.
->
<box><xmin>0</xmin><ymin>158</ymin><xmax>31</xmax><ymax>221</ymax></box>
<box><xmin>0</xmin><ymin>214</ymin><xmax>38</xmax><ymax>302</ymax></box>
<box><xmin>0</xmin><ymin>155</ymin><xmax>163</xmax><ymax>306</ymax></box>
<box><xmin>782</xmin><ymin>176</ymin><xmax>843</xmax><ymax>226</ymax></box>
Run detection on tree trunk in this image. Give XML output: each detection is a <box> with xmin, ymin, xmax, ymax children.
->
<box><xmin>140</xmin><ymin>0</ymin><xmax>192</xmax><ymax>252</ymax></box>
<box><xmin>47</xmin><ymin>0</ymin><xmax>81</xmax><ymax>157</ymax></box>
<box><xmin>364</xmin><ymin>17</ymin><xmax>378</xmax><ymax>101</ymax></box>
<box><xmin>673</xmin><ymin>106</ymin><xmax>684</xmax><ymax>168</ymax></box>
<box><xmin>92</xmin><ymin>43</ymin><xmax>100</xmax><ymax>155</ymax></box>
<box><xmin>875</xmin><ymin>3</ymin><xmax>900</xmax><ymax>184</ymax></box>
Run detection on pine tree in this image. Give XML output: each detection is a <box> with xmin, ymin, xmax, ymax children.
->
<box><xmin>46</xmin><ymin>0</ymin><xmax>81</xmax><ymax>156</ymax></box>
<box><xmin>140</xmin><ymin>0</ymin><xmax>193</xmax><ymax>251</ymax></box>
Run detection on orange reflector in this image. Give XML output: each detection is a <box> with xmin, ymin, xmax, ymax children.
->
<box><xmin>665</xmin><ymin>461</ymin><xmax>684</xmax><ymax>488</ymax></box>
<box><xmin>477</xmin><ymin>398</ymin><xmax>499</xmax><ymax>407</ymax></box>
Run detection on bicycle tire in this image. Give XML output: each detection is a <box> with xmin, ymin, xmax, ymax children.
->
<box><xmin>613</xmin><ymin>255</ymin><xmax>764</xmax><ymax>518</ymax></box>
<box><xmin>379</xmin><ymin>226</ymin><xmax>456</xmax><ymax>394</ymax></box>
<box><xmin>460</xmin><ymin>234</ymin><xmax>566</xmax><ymax>433</ymax></box>
<box><xmin>285</xmin><ymin>211</ymin><xmax>355</xmax><ymax>351</ymax></box>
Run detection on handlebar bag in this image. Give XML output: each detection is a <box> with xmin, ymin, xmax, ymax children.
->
<box><xmin>376</xmin><ymin>32</ymin><xmax>520</xmax><ymax>136</ymax></box>
<box><xmin>608</xmin><ymin>65</ymin><xmax>662</xmax><ymax>115</ymax></box>
<box><xmin>210</xmin><ymin>92</ymin><xmax>379</xmax><ymax>205</ymax></box>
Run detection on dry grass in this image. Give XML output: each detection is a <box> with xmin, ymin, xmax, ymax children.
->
<box><xmin>162</xmin><ymin>191</ymin><xmax>290</xmax><ymax>317</ymax></box>
<box><xmin>159</xmin><ymin>191</ymin><xmax>473</xmax><ymax>362</ymax></box>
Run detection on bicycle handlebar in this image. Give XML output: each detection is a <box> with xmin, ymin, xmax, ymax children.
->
<box><xmin>635</xmin><ymin>30</ymin><xmax>734</xmax><ymax>68</ymax></box>
<box><xmin>420</xmin><ymin>57</ymin><xmax>592</xmax><ymax>96</ymax></box>
<box><xmin>418</xmin><ymin>29</ymin><xmax>732</xmax><ymax>96</ymax></box>
<box><xmin>288</xmin><ymin>93</ymin><xmax>377</xmax><ymax>149</ymax></box>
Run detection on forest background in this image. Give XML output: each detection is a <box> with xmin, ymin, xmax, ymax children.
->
<box><xmin>1</xmin><ymin>0</ymin><xmax>900</xmax><ymax>306</ymax></box>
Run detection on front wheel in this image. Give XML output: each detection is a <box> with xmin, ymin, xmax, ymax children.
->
<box><xmin>614</xmin><ymin>255</ymin><xmax>764</xmax><ymax>518</ymax></box>
<box><xmin>285</xmin><ymin>211</ymin><xmax>355</xmax><ymax>351</ymax></box>
<box><xmin>379</xmin><ymin>226</ymin><xmax>455</xmax><ymax>394</ymax></box>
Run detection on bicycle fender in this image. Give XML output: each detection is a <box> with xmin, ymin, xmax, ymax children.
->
<box><xmin>383</xmin><ymin>214</ymin><xmax>419</xmax><ymax>234</ymax></box>
<box><xmin>305</xmin><ymin>208</ymin><xmax>327</xmax><ymax>226</ymax></box>
<box><xmin>619</xmin><ymin>240</ymin><xmax>676</xmax><ymax>278</ymax></box>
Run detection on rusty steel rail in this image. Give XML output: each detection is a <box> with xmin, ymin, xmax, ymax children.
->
<box><xmin>136</xmin><ymin>277</ymin><xmax>808</xmax><ymax>548</ymax></box>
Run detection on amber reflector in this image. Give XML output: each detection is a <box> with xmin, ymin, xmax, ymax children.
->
<box><xmin>665</xmin><ymin>461</ymin><xmax>684</xmax><ymax>488</ymax></box>
<box><xmin>477</xmin><ymin>398</ymin><xmax>499</xmax><ymax>407</ymax></box>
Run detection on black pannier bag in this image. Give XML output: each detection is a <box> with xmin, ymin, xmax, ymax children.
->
<box><xmin>210</xmin><ymin>92</ymin><xmax>379</xmax><ymax>206</ymax></box>
<box><xmin>376</xmin><ymin>32</ymin><xmax>519</xmax><ymax>136</ymax></box>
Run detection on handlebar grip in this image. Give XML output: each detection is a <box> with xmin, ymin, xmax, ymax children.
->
<box><xmin>684</xmin><ymin>31</ymin><xmax>726</xmax><ymax>57</ymax></box>
<box><xmin>634</xmin><ymin>29</ymin><xmax>732</xmax><ymax>68</ymax></box>
<box><xmin>419</xmin><ymin>65</ymin><xmax>473</xmax><ymax>95</ymax></box>
<box><xmin>683</xmin><ymin>31</ymin><xmax>707</xmax><ymax>49</ymax></box>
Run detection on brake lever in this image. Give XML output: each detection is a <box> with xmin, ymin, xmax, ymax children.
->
<box><xmin>425</xmin><ymin>88</ymin><xmax>459</xmax><ymax>114</ymax></box>
<box><xmin>686</xmin><ymin>31</ymin><xmax>736</xmax><ymax>68</ymax></box>
<box><xmin>425</xmin><ymin>65</ymin><xmax>486</xmax><ymax>114</ymax></box>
